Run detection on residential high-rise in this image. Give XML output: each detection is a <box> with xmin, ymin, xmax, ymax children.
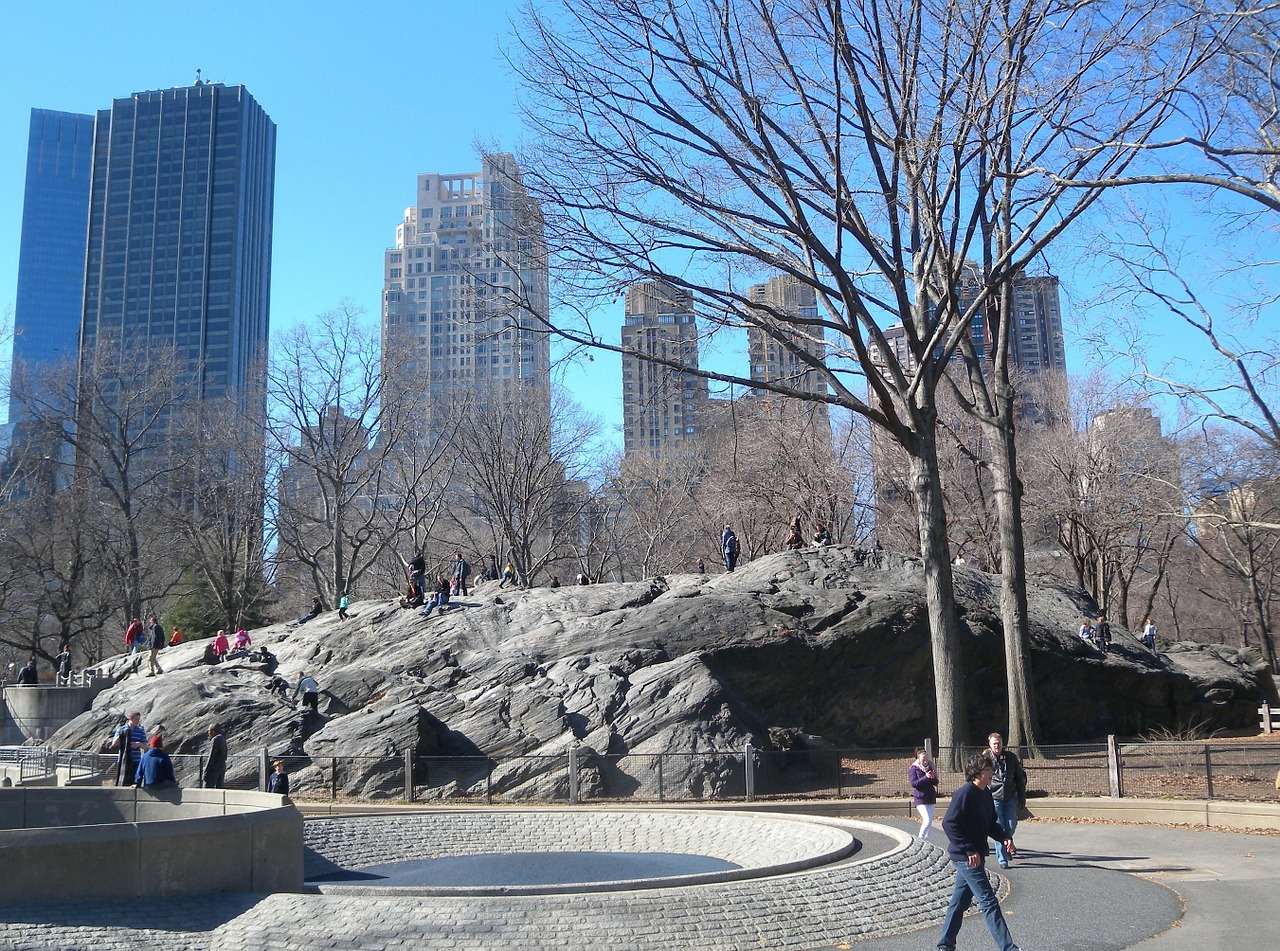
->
<box><xmin>381</xmin><ymin>153</ymin><xmax>550</xmax><ymax>429</ymax></box>
<box><xmin>80</xmin><ymin>81</ymin><xmax>276</xmax><ymax>406</ymax></box>
<box><xmin>621</xmin><ymin>281</ymin><xmax>707</xmax><ymax>457</ymax></box>
<box><xmin>870</xmin><ymin>271</ymin><xmax>1067</xmax><ymax>377</ymax></box>
<box><xmin>9</xmin><ymin>109</ymin><xmax>94</xmax><ymax>425</ymax></box>
<box><xmin>746</xmin><ymin>275</ymin><xmax>828</xmax><ymax>399</ymax></box>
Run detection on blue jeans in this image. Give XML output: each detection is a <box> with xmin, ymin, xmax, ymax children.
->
<box><xmin>937</xmin><ymin>859</ymin><xmax>1020</xmax><ymax>951</ymax></box>
<box><xmin>993</xmin><ymin>798</ymin><xmax>1018</xmax><ymax>864</ymax></box>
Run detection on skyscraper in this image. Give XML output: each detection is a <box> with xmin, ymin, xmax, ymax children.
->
<box><xmin>381</xmin><ymin>153</ymin><xmax>550</xmax><ymax>429</ymax></box>
<box><xmin>9</xmin><ymin>109</ymin><xmax>94</xmax><ymax>425</ymax></box>
<box><xmin>621</xmin><ymin>280</ymin><xmax>707</xmax><ymax>458</ymax></box>
<box><xmin>746</xmin><ymin>275</ymin><xmax>828</xmax><ymax>399</ymax></box>
<box><xmin>80</xmin><ymin>81</ymin><xmax>276</xmax><ymax>406</ymax></box>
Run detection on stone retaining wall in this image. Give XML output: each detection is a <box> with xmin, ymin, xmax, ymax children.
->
<box><xmin>0</xmin><ymin>787</ymin><xmax>303</xmax><ymax>901</ymax></box>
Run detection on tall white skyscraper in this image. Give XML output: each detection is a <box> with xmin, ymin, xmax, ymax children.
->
<box><xmin>382</xmin><ymin>153</ymin><xmax>550</xmax><ymax>427</ymax></box>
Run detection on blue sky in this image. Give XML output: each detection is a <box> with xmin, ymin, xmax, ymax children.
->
<box><xmin>1</xmin><ymin>2</ymin><xmax>1270</xmax><ymax>446</ymax></box>
<box><xmin>0</xmin><ymin>0</ymin><xmax>626</xmax><ymax>438</ymax></box>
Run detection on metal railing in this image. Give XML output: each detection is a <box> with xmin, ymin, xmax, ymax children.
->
<box><xmin>19</xmin><ymin>738</ymin><xmax>1280</xmax><ymax>805</ymax></box>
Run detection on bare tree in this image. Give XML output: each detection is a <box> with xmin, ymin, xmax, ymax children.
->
<box><xmin>510</xmin><ymin>0</ymin><xmax>1206</xmax><ymax>756</ymax></box>
<box><xmin>166</xmin><ymin>392</ymin><xmax>275</xmax><ymax>632</ymax></box>
<box><xmin>269</xmin><ymin>306</ymin><xmax>455</xmax><ymax>606</ymax></box>
<box><xmin>449</xmin><ymin>388</ymin><xmax>600</xmax><ymax>585</ymax></box>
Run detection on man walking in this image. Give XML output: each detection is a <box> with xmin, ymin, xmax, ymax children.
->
<box><xmin>987</xmin><ymin>732</ymin><xmax>1027</xmax><ymax>869</ymax></box>
<box><xmin>937</xmin><ymin>751</ymin><xmax>1022</xmax><ymax>951</ymax></box>
<box><xmin>203</xmin><ymin>722</ymin><xmax>228</xmax><ymax>789</ymax></box>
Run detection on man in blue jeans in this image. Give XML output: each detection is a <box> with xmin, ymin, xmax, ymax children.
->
<box><xmin>938</xmin><ymin>751</ymin><xmax>1021</xmax><ymax>951</ymax></box>
<box><xmin>987</xmin><ymin>731</ymin><xmax>1027</xmax><ymax>868</ymax></box>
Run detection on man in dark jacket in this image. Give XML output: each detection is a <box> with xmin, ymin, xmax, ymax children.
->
<box><xmin>452</xmin><ymin>552</ymin><xmax>470</xmax><ymax>597</ymax></box>
<box><xmin>203</xmin><ymin>722</ymin><xmax>228</xmax><ymax>789</ymax></box>
<box><xmin>937</xmin><ymin>752</ymin><xmax>1021</xmax><ymax>951</ymax></box>
<box><xmin>16</xmin><ymin>658</ymin><xmax>38</xmax><ymax>685</ymax></box>
<box><xmin>134</xmin><ymin>735</ymin><xmax>177</xmax><ymax>789</ymax></box>
<box><xmin>987</xmin><ymin>732</ymin><xmax>1027</xmax><ymax>868</ymax></box>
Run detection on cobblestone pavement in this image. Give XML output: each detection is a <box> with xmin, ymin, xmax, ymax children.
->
<box><xmin>5</xmin><ymin>817</ymin><xmax>1265</xmax><ymax>950</ymax></box>
<box><xmin>1</xmin><ymin>817</ymin><xmax>953</xmax><ymax>950</ymax></box>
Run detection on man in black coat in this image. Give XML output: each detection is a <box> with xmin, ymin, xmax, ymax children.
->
<box><xmin>937</xmin><ymin>751</ymin><xmax>1022</xmax><ymax>951</ymax></box>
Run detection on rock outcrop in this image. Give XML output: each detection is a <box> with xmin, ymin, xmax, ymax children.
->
<box><xmin>50</xmin><ymin>547</ymin><xmax>1275</xmax><ymax>799</ymax></box>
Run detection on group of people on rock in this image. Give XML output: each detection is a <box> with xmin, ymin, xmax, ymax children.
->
<box><xmin>1077</xmin><ymin>614</ymin><xmax>1158</xmax><ymax>654</ymax></box>
<box><xmin>909</xmin><ymin>732</ymin><xmax>1029</xmax><ymax>951</ymax></box>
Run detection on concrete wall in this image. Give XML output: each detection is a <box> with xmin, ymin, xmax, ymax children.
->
<box><xmin>0</xmin><ymin>787</ymin><xmax>303</xmax><ymax>900</ymax></box>
<box><xmin>1</xmin><ymin>683</ymin><xmax>109</xmax><ymax>743</ymax></box>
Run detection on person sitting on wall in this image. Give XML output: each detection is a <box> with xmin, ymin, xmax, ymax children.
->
<box><xmin>134</xmin><ymin>735</ymin><xmax>178</xmax><ymax>789</ymax></box>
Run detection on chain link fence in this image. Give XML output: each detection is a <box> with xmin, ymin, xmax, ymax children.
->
<box><xmin>41</xmin><ymin>740</ymin><xmax>1280</xmax><ymax>805</ymax></box>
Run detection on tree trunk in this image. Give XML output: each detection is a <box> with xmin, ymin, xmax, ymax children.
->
<box><xmin>985</xmin><ymin>413</ymin><xmax>1040</xmax><ymax>755</ymax></box>
<box><xmin>909</xmin><ymin>431</ymin><xmax>969</xmax><ymax>770</ymax></box>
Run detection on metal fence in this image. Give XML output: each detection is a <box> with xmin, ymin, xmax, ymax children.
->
<box><xmin>43</xmin><ymin>738</ymin><xmax>1280</xmax><ymax>806</ymax></box>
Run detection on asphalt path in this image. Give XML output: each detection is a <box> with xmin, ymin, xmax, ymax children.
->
<box><xmin>856</xmin><ymin>818</ymin><xmax>1275</xmax><ymax>950</ymax></box>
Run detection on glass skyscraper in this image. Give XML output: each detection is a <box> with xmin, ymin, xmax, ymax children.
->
<box><xmin>81</xmin><ymin>81</ymin><xmax>276</xmax><ymax>406</ymax></box>
<box><xmin>9</xmin><ymin>109</ymin><xmax>95</xmax><ymax>424</ymax></box>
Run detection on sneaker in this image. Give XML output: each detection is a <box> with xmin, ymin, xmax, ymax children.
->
<box><xmin>998</xmin><ymin>860</ymin><xmax>1010</xmax><ymax>869</ymax></box>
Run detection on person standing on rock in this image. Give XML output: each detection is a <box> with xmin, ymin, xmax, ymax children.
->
<box><xmin>146</xmin><ymin>615</ymin><xmax>165</xmax><ymax>676</ymax></box>
<box><xmin>1142</xmin><ymin>617</ymin><xmax>1157</xmax><ymax>651</ymax></box>
<box><xmin>203</xmin><ymin>722</ymin><xmax>228</xmax><ymax>789</ymax></box>
<box><xmin>1094</xmin><ymin>614</ymin><xmax>1112</xmax><ymax>653</ymax></box>
<box><xmin>294</xmin><ymin>672</ymin><xmax>321</xmax><ymax>714</ymax></box>
<box><xmin>986</xmin><ymin>732</ymin><xmax>1027</xmax><ymax>869</ymax></box>
<box><xmin>785</xmin><ymin>514</ymin><xmax>803</xmax><ymax>550</ymax></box>
<box><xmin>722</xmin><ymin>525</ymin><xmax>740</xmax><ymax>572</ymax></box>
<box><xmin>500</xmin><ymin>562</ymin><xmax>517</xmax><ymax>588</ymax></box>
<box><xmin>937</xmin><ymin>752</ymin><xmax>1021</xmax><ymax>951</ymax></box>
<box><xmin>453</xmin><ymin>551</ymin><xmax>471</xmax><ymax>597</ymax></box>
<box><xmin>909</xmin><ymin>747</ymin><xmax>939</xmax><ymax>840</ymax></box>
<box><xmin>408</xmin><ymin>552</ymin><xmax>426</xmax><ymax>603</ymax></box>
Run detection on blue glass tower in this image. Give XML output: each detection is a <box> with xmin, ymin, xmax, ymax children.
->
<box><xmin>81</xmin><ymin>82</ymin><xmax>276</xmax><ymax>405</ymax></box>
<box><xmin>9</xmin><ymin>109</ymin><xmax>94</xmax><ymax>424</ymax></box>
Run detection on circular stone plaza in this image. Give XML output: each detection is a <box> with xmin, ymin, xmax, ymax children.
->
<box><xmin>1</xmin><ymin>792</ymin><xmax>1278</xmax><ymax>949</ymax></box>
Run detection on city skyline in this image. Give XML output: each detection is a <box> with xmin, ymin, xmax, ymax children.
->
<box><xmin>0</xmin><ymin>3</ymin><xmax>1247</xmax><ymax>450</ymax></box>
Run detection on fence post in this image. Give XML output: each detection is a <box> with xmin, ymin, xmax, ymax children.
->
<box><xmin>197</xmin><ymin>752</ymin><xmax>206</xmax><ymax>789</ymax></box>
<box><xmin>744</xmin><ymin>742</ymin><xmax>755</xmax><ymax>803</ymax></box>
<box><xmin>404</xmin><ymin>750</ymin><xmax>414</xmax><ymax>803</ymax></box>
<box><xmin>1204</xmin><ymin>744</ymin><xmax>1214</xmax><ymax>800</ymax></box>
<box><xmin>1106</xmin><ymin>734</ymin><xmax>1123</xmax><ymax>799</ymax></box>
<box><xmin>568</xmin><ymin>744</ymin><xmax>579</xmax><ymax>805</ymax></box>
<box><xmin>486</xmin><ymin>761</ymin><xmax>493</xmax><ymax>805</ymax></box>
<box><xmin>836</xmin><ymin>749</ymin><xmax>844</xmax><ymax>799</ymax></box>
<box><xmin>657</xmin><ymin>753</ymin><xmax>665</xmax><ymax>803</ymax></box>
<box><xmin>259</xmin><ymin>747</ymin><xmax>268</xmax><ymax>792</ymax></box>
<box><xmin>1263</xmin><ymin>700</ymin><xmax>1273</xmax><ymax>735</ymax></box>
<box><xmin>331</xmin><ymin>756</ymin><xmax>338</xmax><ymax>801</ymax></box>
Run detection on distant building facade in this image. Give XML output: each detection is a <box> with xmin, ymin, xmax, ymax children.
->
<box><xmin>621</xmin><ymin>281</ymin><xmax>707</xmax><ymax>457</ymax></box>
<box><xmin>381</xmin><ymin>154</ymin><xmax>550</xmax><ymax>432</ymax></box>
<box><xmin>747</xmin><ymin>275</ymin><xmax>828</xmax><ymax>398</ymax></box>
<box><xmin>9</xmin><ymin>109</ymin><xmax>94</xmax><ymax>425</ymax></box>
<box><xmin>80</xmin><ymin>81</ymin><xmax>276</xmax><ymax>406</ymax></box>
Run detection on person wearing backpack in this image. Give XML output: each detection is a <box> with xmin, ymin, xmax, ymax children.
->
<box><xmin>721</xmin><ymin>525</ymin><xmax>740</xmax><ymax>572</ymax></box>
<box><xmin>146</xmin><ymin>615</ymin><xmax>165</xmax><ymax>676</ymax></box>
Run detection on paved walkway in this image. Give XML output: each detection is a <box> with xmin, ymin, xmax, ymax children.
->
<box><xmin>1</xmin><ymin>818</ymin><xmax>1274</xmax><ymax>949</ymax></box>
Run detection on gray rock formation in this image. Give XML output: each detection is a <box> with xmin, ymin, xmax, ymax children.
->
<box><xmin>50</xmin><ymin>547</ymin><xmax>1274</xmax><ymax>799</ymax></box>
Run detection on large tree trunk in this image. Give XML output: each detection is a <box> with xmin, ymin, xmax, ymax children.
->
<box><xmin>985</xmin><ymin>412</ymin><xmax>1040</xmax><ymax>755</ymax></box>
<box><xmin>910</xmin><ymin>430</ymin><xmax>969</xmax><ymax>770</ymax></box>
